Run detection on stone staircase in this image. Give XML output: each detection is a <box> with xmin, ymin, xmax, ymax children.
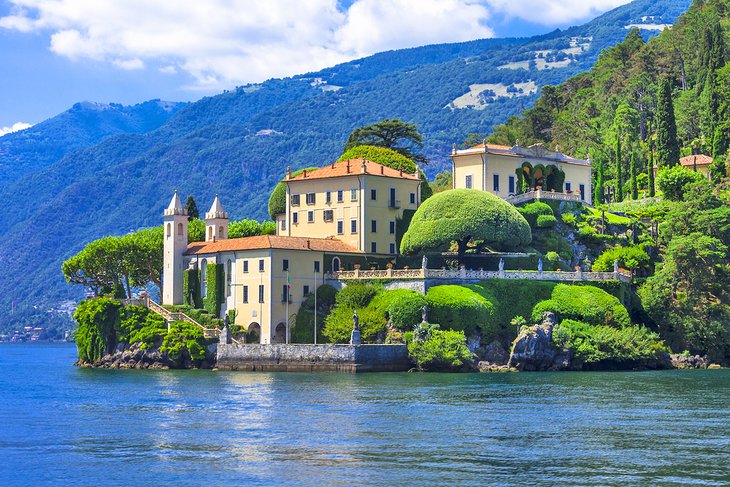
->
<box><xmin>135</xmin><ymin>298</ymin><xmax>220</xmax><ymax>339</ymax></box>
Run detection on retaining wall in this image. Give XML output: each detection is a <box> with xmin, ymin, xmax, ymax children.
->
<box><xmin>216</xmin><ymin>343</ymin><xmax>411</xmax><ymax>373</ymax></box>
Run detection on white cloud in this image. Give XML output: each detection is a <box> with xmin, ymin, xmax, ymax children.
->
<box><xmin>0</xmin><ymin>122</ymin><xmax>33</xmax><ymax>136</ymax></box>
<box><xmin>0</xmin><ymin>0</ymin><xmax>627</xmax><ymax>91</ymax></box>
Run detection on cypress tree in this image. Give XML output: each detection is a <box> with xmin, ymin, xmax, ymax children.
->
<box><xmin>629</xmin><ymin>152</ymin><xmax>638</xmax><ymax>200</ymax></box>
<box><xmin>615</xmin><ymin>136</ymin><xmax>624</xmax><ymax>202</ymax></box>
<box><xmin>185</xmin><ymin>195</ymin><xmax>199</xmax><ymax>221</ymax></box>
<box><xmin>655</xmin><ymin>78</ymin><xmax>680</xmax><ymax>168</ymax></box>
<box><xmin>595</xmin><ymin>156</ymin><xmax>605</xmax><ymax>206</ymax></box>
<box><xmin>648</xmin><ymin>147</ymin><xmax>656</xmax><ymax>197</ymax></box>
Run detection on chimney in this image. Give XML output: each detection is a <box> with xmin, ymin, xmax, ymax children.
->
<box><xmin>399</xmin><ymin>169</ymin><xmax>403</xmax><ymax>176</ymax></box>
<box><xmin>346</xmin><ymin>161</ymin><xmax>351</xmax><ymax>174</ymax></box>
<box><xmin>361</xmin><ymin>160</ymin><xmax>367</xmax><ymax>174</ymax></box>
<box><xmin>306</xmin><ymin>239</ymin><xmax>311</xmax><ymax>249</ymax></box>
<box><xmin>286</xmin><ymin>166</ymin><xmax>291</xmax><ymax>179</ymax></box>
<box><xmin>331</xmin><ymin>162</ymin><xmax>335</xmax><ymax>169</ymax></box>
<box><xmin>380</xmin><ymin>165</ymin><xmax>384</xmax><ymax>175</ymax></box>
<box><xmin>452</xmin><ymin>143</ymin><xmax>457</xmax><ymax>155</ymax></box>
<box><xmin>303</xmin><ymin>169</ymin><xmax>307</xmax><ymax>178</ymax></box>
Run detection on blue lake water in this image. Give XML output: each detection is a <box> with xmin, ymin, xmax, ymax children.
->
<box><xmin>1</xmin><ymin>343</ymin><xmax>728</xmax><ymax>486</ymax></box>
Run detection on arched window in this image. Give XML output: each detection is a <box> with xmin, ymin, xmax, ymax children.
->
<box><xmin>208</xmin><ymin>227</ymin><xmax>213</xmax><ymax>241</ymax></box>
<box><xmin>166</xmin><ymin>223</ymin><xmax>171</xmax><ymax>237</ymax></box>
<box><xmin>219</xmin><ymin>226</ymin><xmax>224</xmax><ymax>236</ymax></box>
<box><xmin>177</xmin><ymin>222</ymin><xmax>183</xmax><ymax>236</ymax></box>
<box><xmin>226</xmin><ymin>259</ymin><xmax>232</xmax><ymax>297</ymax></box>
<box><xmin>201</xmin><ymin>259</ymin><xmax>207</xmax><ymax>297</ymax></box>
<box><xmin>332</xmin><ymin>257</ymin><xmax>341</xmax><ymax>272</ymax></box>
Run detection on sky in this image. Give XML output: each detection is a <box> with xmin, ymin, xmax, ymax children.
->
<box><xmin>0</xmin><ymin>0</ymin><xmax>630</xmax><ymax>132</ymax></box>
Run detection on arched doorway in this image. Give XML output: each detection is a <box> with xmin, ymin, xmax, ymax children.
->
<box><xmin>273</xmin><ymin>322</ymin><xmax>287</xmax><ymax>344</ymax></box>
<box><xmin>332</xmin><ymin>257</ymin><xmax>341</xmax><ymax>272</ymax></box>
<box><xmin>247</xmin><ymin>322</ymin><xmax>261</xmax><ymax>344</ymax></box>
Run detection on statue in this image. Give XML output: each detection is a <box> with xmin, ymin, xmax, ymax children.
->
<box><xmin>499</xmin><ymin>258</ymin><xmax>504</xmax><ymax>272</ymax></box>
<box><xmin>224</xmin><ymin>314</ymin><xmax>230</xmax><ymax>327</ymax></box>
<box><xmin>350</xmin><ymin>310</ymin><xmax>361</xmax><ymax>345</ymax></box>
<box><xmin>421</xmin><ymin>306</ymin><xmax>428</xmax><ymax>323</ymax></box>
<box><xmin>422</xmin><ymin>255</ymin><xmax>428</xmax><ymax>270</ymax></box>
<box><xmin>614</xmin><ymin>260</ymin><xmax>619</xmax><ymax>273</ymax></box>
<box><xmin>352</xmin><ymin>310</ymin><xmax>359</xmax><ymax>330</ymax></box>
<box><xmin>538</xmin><ymin>258</ymin><xmax>543</xmax><ymax>274</ymax></box>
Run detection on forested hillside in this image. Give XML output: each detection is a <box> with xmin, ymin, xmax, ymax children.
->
<box><xmin>0</xmin><ymin>0</ymin><xmax>691</xmax><ymax>331</ymax></box>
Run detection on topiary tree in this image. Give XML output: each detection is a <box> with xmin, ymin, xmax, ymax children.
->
<box><xmin>517</xmin><ymin>201</ymin><xmax>554</xmax><ymax>227</ymax></box>
<box><xmin>267</xmin><ymin>167</ymin><xmax>318</xmax><ymax>219</ymax></box>
<box><xmin>531</xmin><ymin>284</ymin><xmax>630</xmax><ymax>328</ymax></box>
<box><xmin>400</xmin><ymin>189</ymin><xmax>531</xmax><ymax>264</ymax></box>
<box><xmin>536</xmin><ymin>214</ymin><xmax>558</xmax><ymax>228</ymax></box>
<box><xmin>425</xmin><ymin>285</ymin><xmax>495</xmax><ymax>336</ymax></box>
<box><xmin>407</xmin><ymin>329</ymin><xmax>474</xmax><ymax>371</ymax></box>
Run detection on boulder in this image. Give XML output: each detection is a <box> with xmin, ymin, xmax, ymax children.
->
<box><xmin>508</xmin><ymin>312</ymin><xmax>569</xmax><ymax>371</ymax></box>
<box><xmin>481</xmin><ymin>340</ymin><xmax>509</xmax><ymax>365</ymax></box>
<box><xmin>670</xmin><ymin>354</ymin><xmax>710</xmax><ymax>369</ymax></box>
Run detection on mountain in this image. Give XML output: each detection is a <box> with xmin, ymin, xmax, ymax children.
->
<box><xmin>0</xmin><ymin>100</ymin><xmax>187</xmax><ymax>186</ymax></box>
<box><xmin>0</xmin><ymin>0</ymin><xmax>691</xmax><ymax>330</ymax></box>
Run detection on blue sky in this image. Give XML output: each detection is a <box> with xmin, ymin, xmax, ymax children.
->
<box><xmin>0</xmin><ymin>0</ymin><xmax>630</xmax><ymax>132</ymax></box>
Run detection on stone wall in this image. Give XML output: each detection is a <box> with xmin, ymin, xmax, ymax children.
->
<box><xmin>216</xmin><ymin>343</ymin><xmax>411</xmax><ymax>372</ymax></box>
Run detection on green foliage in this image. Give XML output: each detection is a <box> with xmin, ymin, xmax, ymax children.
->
<box><xmin>343</xmin><ymin>119</ymin><xmax>426</xmax><ymax>164</ymax></box>
<box><xmin>555</xmin><ymin>319</ymin><xmax>669</xmax><ymax>365</ymax></box>
<box><xmin>560</xmin><ymin>213</ymin><xmax>576</xmax><ymax>226</ymax></box>
<box><xmin>322</xmin><ymin>283</ymin><xmax>380</xmax><ymax>343</ymax></box>
<box><xmin>74</xmin><ymin>298</ymin><xmax>121</xmax><ymax>363</ymax></box>
<box><xmin>183</xmin><ymin>269</ymin><xmax>201</xmax><ymax>307</ymax></box>
<box><xmin>335</xmin><ymin>283</ymin><xmax>379</xmax><ymax>309</ymax></box>
<box><xmin>657</xmin><ymin>165</ymin><xmax>707</xmax><ymax>201</ymax></box>
<box><xmin>160</xmin><ymin>321</ymin><xmax>207</xmax><ymax>362</ymax></box>
<box><xmin>338</xmin><ymin>145</ymin><xmax>416</xmax><ymax>173</ymax></box>
<box><xmin>387</xmin><ymin>291</ymin><xmax>428</xmax><ymax>331</ymax></box>
<box><xmin>188</xmin><ymin>218</ymin><xmax>206</xmax><ymax>242</ymax></box>
<box><xmin>532</xmin><ymin>284</ymin><xmax>630</xmax><ymax>328</ymax></box>
<box><xmin>184</xmin><ymin>195</ymin><xmax>199</xmax><ymax>220</ymax></box>
<box><xmin>431</xmin><ymin>171</ymin><xmax>453</xmax><ymax>194</ymax></box>
<box><xmin>401</xmin><ymin>189</ymin><xmax>531</xmax><ymax>261</ymax></box>
<box><xmin>425</xmin><ymin>285</ymin><xmax>495</xmax><ymax>336</ymax></box>
<box><xmin>656</xmin><ymin>77</ymin><xmax>680</xmax><ymax>168</ymax></box>
<box><xmin>292</xmin><ymin>284</ymin><xmax>337</xmax><ymax>343</ymax></box>
<box><xmin>127</xmin><ymin>313</ymin><xmax>166</xmax><ymax>350</ymax></box>
<box><xmin>407</xmin><ymin>329</ymin><xmax>474</xmax><ymax>371</ymax></box>
<box><xmin>517</xmin><ymin>201</ymin><xmax>554</xmax><ymax>227</ymax></box>
<box><xmin>228</xmin><ymin>219</ymin><xmax>276</xmax><ymax>238</ymax></box>
<box><xmin>593</xmin><ymin>245</ymin><xmax>651</xmax><ymax>272</ymax></box>
<box><xmin>267</xmin><ymin>167</ymin><xmax>318</xmax><ymax>219</ymax></box>
<box><xmin>203</xmin><ymin>263</ymin><xmax>224</xmax><ymax>317</ymax></box>
<box><xmin>536</xmin><ymin>214</ymin><xmax>558</xmax><ymax>228</ymax></box>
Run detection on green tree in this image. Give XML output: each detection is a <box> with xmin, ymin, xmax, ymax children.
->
<box><xmin>648</xmin><ymin>145</ymin><xmax>656</xmax><ymax>197</ymax></box>
<box><xmin>407</xmin><ymin>329</ymin><xmax>474</xmax><ymax>371</ymax></box>
<box><xmin>267</xmin><ymin>167</ymin><xmax>318</xmax><ymax>219</ymax></box>
<box><xmin>400</xmin><ymin>189</ymin><xmax>531</xmax><ymax>264</ymax></box>
<box><xmin>594</xmin><ymin>155</ymin><xmax>605</xmax><ymax>206</ymax></box>
<box><xmin>343</xmin><ymin>119</ymin><xmax>426</xmax><ymax>164</ymax></box>
<box><xmin>616</xmin><ymin>136</ymin><xmax>624</xmax><ymax>202</ymax></box>
<box><xmin>656</xmin><ymin>165</ymin><xmax>706</xmax><ymax>201</ymax></box>
<box><xmin>184</xmin><ymin>195</ymin><xmax>199</xmax><ymax>220</ymax></box>
<box><xmin>655</xmin><ymin>78</ymin><xmax>680</xmax><ymax>168</ymax></box>
<box><xmin>629</xmin><ymin>152</ymin><xmax>638</xmax><ymax>200</ymax></box>
<box><xmin>74</xmin><ymin>297</ymin><xmax>122</xmax><ymax>363</ymax></box>
<box><xmin>431</xmin><ymin>171</ymin><xmax>453</xmax><ymax>194</ymax></box>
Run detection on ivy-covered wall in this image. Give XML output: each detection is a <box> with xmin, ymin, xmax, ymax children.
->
<box><xmin>203</xmin><ymin>263</ymin><xmax>224</xmax><ymax>317</ymax></box>
<box><xmin>183</xmin><ymin>268</ymin><xmax>202</xmax><ymax>308</ymax></box>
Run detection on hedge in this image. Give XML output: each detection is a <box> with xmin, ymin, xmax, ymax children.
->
<box><xmin>401</xmin><ymin>189</ymin><xmax>531</xmax><ymax>255</ymax></box>
<box><xmin>183</xmin><ymin>269</ymin><xmax>201</xmax><ymax>307</ymax></box>
<box><xmin>517</xmin><ymin>201</ymin><xmax>554</xmax><ymax>227</ymax></box>
<box><xmin>425</xmin><ymin>285</ymin><xmax>495</xmax><ymax>336</ymax></box>
<box><xmin>203</xmin><ymin>263</ymin><xmax>224</xmax><ymax>317</ymax></box>
<box><xmin>387</xmin><ymin>290</ymin><xmax>428</xmax><ymax>330</ymax></box>
<box><xmin>160</xmin><ymin>321</ymin><xmax>207</xmax><ymax>362</ymax></box>
<box><xmin>531</xmin><ymin>284</ymin><xmax>630</xmax><ymax>328</ymax></box>
<box><xmin>536</xmin><ymin>214</ymin><xmax>558</xmax><ymax>228</ymax></box>
<box><xmin>592</xmin><ymin>245</ymin><xmax>651</xmax><ymax>272</ymax></box>
<box><xmin>407</xmin><ymin>329</ymin><xmax>474</xmax><ymax>371</ymax></box>
<box><xmin>74</xmin><ymin>297</ymin><xmax>122</xmax><ymax>363</ymax></box>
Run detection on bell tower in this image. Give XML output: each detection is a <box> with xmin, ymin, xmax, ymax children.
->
<box><xmin>205</xmin><ymin>194</ymin><xmax>229</xmax><ymax>242</ymax></box>
<box><xmin>163</xmin><ymin>191</ymin><xmax>188</xmax><ymax>305</ymax></box>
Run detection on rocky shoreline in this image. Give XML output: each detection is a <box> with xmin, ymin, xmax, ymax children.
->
<box><xmin>75</xmin><ymin>342</ymin><xmax>217</xmax><ymax>369</ymax></box>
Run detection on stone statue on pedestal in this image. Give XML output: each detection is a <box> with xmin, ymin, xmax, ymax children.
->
<box><xmin>538</xmin><ymin>258</ymin><xmax>543</xmax><ymax>274</ymax></box>
<box><xmin>421</xmin><ymin>306</ymin><xmax>428</xmax><ymax>324</ymax></box>
<box><xmin>422</xmin><ymin>255</ymin><xmax>428</xmax><ymax>270</ymax></box>
<box><xmin>499</xmin><ymin>258</ymin><xmax>504</xmax><ymax>272</ymax></box>
<box><xmin>350</xmin><ymin>311</ymin><xmax>361</xmax><ymax>345</ymax></box>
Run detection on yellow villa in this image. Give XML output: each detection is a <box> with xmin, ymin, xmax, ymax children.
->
<box><xmin>450</xmin><ymin>141</ymin><xmax>593</xmax><ymax>204</ymax></box>
<box><xmin>162</xmin><ymin>158</ymin><xmax>422</xmax><ymax>344</ymax></box>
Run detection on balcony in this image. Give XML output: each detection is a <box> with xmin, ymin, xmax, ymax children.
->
<box><xmin>388</xmin><ymin>199</ymin><xmax>401</xmax><ymax>209</ymax></box>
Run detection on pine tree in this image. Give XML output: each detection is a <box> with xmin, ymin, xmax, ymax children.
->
<box><xmin>655</xmin><ymin>78</ymin><xmax>680</xmax><ymax>168</ymax></box>
<box><xmin>648</xmin><ymin>147</ymin><xmax>656</xmax><ymax>197</ymax></box>
<box><xmin>629</xmin><ymin>152</ymin><xmax>638</xmax><ymax>200</ymax></box>
<box><xmin>185</xmin><ymin>195</ymin><xmax>199</xmax><ymax>221</ymax></box>
<box><xmin>595</xmin><ymin>156</ymin><xmax>605</xmax><ymax>206</ymax></box>
<box><xmin>616</xmin><ymin>136</ymin><xmax>624</xmax><ymax>202</ymax></box>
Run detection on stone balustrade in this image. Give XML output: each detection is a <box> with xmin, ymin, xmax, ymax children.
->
<box><xmin>506</xmin><ymin>189</ymin><xmax>591</xmax><ymax>206</ymax></box>
<box><xmin>326</xmin><ymin>268</ymin><xmax>632</xmax><ymax>284</ymax></box>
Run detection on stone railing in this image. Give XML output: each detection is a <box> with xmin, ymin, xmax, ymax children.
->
<box><xmin>506</xmin><ymin>189</ymin><xmax>591</xmax><ymax>207</ymax></box>
<box><xmin>326</xmin><ymin>268</ymin><xmax>632</xmax><ymax>284</ymax></box>
<box><xmin>144</xmin><ymin>298</ymin><xmax>220</xmax><ymax>339</ymax></box>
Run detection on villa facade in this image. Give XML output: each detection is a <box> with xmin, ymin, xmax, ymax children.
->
<box><xmin>450</xmin><ymin>142</ymin><xmax>592</xmax><ymax>203</ymax></box>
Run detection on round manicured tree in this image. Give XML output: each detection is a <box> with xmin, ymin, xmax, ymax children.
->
<box><xmin>400</xmin><ymin>189</ymin><xmax>531</xmax><ymax>264</ymax></box>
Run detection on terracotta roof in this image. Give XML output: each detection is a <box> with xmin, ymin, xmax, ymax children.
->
<box><xmin>287</xmin><ymin>159</ymin><xmax>420</xmax><ymax>182</ymax></box>
<box><xmin>679</xmin><ymin>154</ymin><xmax>713</xmax><ymax>167</ymax></box>
<box><xmin>185</xmin><ymin>235</ymin><xmax>363</xmax><ymax>255</ymax></box>
<box><xmin>468</xmin><ymin>143</ymin><xmax>513</xmax><ymax>151</ymax></box>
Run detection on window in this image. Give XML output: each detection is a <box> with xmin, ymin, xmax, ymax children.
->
<box><xmin>226</xmin><ymin>260</ymin><xmax>232</xmax><ymax>297</ymax></box>
<box><xmin>243</xmin><ymin>260</ymin><xmax>249</xmax><ymax>273</ymax></box>
<box><xmin>390</xmin><ymin>243</ymin><xmax>396</xmax><ymax>254</ymax></box>
<box><xmin>306</xmin><ymin>192</ymin><xmax>316</xmax><ymax>205</ymax></box>
<box><xmin>410</xmin><ymin>192</ymin><xmax>416</xmax><ymax>205</ymax></box>
<box><xmin>282</xmin><ymin>284</ymin><xmax>290</xmax><ymax>303</ymax></box>
<box><xmin>371</xmin><ymin>220</ymin><xmax>377</xmax><ymax>233</ymax></box>
<box><xmin>280</xmin><ymin>219</ymin><xmax>286</xmax><ymax>231</ymax></box>
<box><xmin>258</xmin><ymin>259</ymin><xmax>264</xmax><ymax>272</ymax></box>
<box><xmin>314</xmin><ymin>261</ymin><xmax>320</xmax><ymax>273</ymax></box>
<box><xmin>293</xmin><ymin>212</ymin><xmax>299</xmax><ymax>225</ymax></box>
<box><xmin>326</xmin><ymin>191</ymin><xmax>331</xmax><ymax>204</ymax></box>
<box><xmin>291</xmin><ymin>194</ymin><xmax>300</xmax><ymax>206</ymax></box>
<box><xmin>371</xmin><ymin>242</ymin><xmax>377</xmax><ymax>253</ymax></box>
<box><xmin>337</xmin><ymin>219</ymin><xmax>344</xmax><ymax>235</ymax></box>
<box><xmin>307</xmin><ymin>211</ymin><xmax>314</xmax><ymax>223</ymax></box>
<box><xmin>351</xmin><ymin>219</ymin><xmax>358</xmax><ymax>234</ymax></box>
<box><xmin>166</xmin><ymin>223</ymin><xmax>171</xmax><ymax>237</ymax></box>
<box><xmin>579</xmin><ymin>184</ymin><xmax>586</xmax><ymax>201</ymax></box>
<box><xmin>508</xmin><ymin>175</ymin><xmax>515</xmax><ymax>194</ymax></box>
<box><xmin>259</xmin><ymin>285</ymin><xmax>265</xmax><ymax>303</ymax></box>
<box><xmin>208</xmin><ymin>227</ymin><xmax>213</xmax><ymax>240</ymax></box>
<box><xmin>303</xmin><ymin>285</ymin><xmax>310</xmax><ymax>297</ymax></box>
<box><xmin>178</xmin><ymin>223</ymin><xmax>183</xmax><ymax>236</ymax></box>
<box><xmin>390</xmin><ymin>221</ymin><xmax>396</xmax><ymax>234</ymax></box>
<box><xmin>371</xmin><ymin>189</ymin><xmax>377</xmax><ymax>200</ymax></box>
<box><xmin>323</xmin><ymin>209</ymin><xmax>334</xmax><ymax>222</ymax></box>
<box><xmin>337</xmin><ymin>190</ymin><xmax>344</xmax><ymax>203</ymax></box>
<box><xmin>242</xmin><ymin>285</ymin><xmax>249</xmax><ymax>303</ymax></box>
<box><xmin>351</xmin><ymin>189</ymin><xmax>358</xmax><ymax>201</ymax></box>
<box><xmin>566</xmin><ymin>182</ymin><xmax>572</xmax><ymax>192</ymax></box>
<box><xmin>283</xmin><ymin>259</ymin><xmax>289</xmax><ymax>271</ymax></box>
<box><xmin>332</xmin><ymin>257</ymin><xmax>340</xmax><ymax>272</ymax></box>
<box><xmin>465</xmin><ymin>174</ymin><xmax>473</xmax><ymax>189</ymax></box>
<box><xmin>493</xmin><ymin>174</ymin><xmax>500</xmax><ymax>192</ymax></box>
<box><xmin>389</xmin><ymin>188</ymin><xmax>397</xmax><ymax>208</ymax></box>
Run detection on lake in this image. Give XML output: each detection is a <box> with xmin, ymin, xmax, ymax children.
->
<box><xmin>1</xmin><ymin>343</ymin><xmax>728</xmax><ymax>486</ymax></box>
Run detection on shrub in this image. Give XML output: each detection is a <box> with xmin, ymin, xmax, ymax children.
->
<box><xmin>268</xmin><ymin>167</ymin><xmax>318</xmax><ymax>218</ymax></box>
<box><xmin>425</xmin><ymin>285</ymin><xmax>494</xmax><ymax>336</ymax></box>
<box><xmin>160</xmin><ymin>321</ymin><xmax>207</xmax><ymax>362</ymax></box>
<box><xmin>203</xmin><ymin>263</ymin><xmax>224</xmax><ymax>317</ymax></box>
<box><xmin>335</xmin><ymin>283</ymin><xmax>379</xmax><ymax>309</ymax></box>
<box><xmin>387</xmin><ymin>291</ymin><xmax>428</xmax><ymax>330</ymax></box>
<box><xmin>546</xmin><ymin>251</ymin><xmax>560</xmax><ymax>269</ymax></box>
<box><xmin>656</xmin><ymin>165</ymin><xmax>706</xmax><ymax>201</ymax></box>
<box><xmin>517</xmin><ymin>201</ymin><xmax>554</xmax><ymax>227</ymax></box>
<box><xmin>555</xmin><ymin>319</ymin><xmax>669</xmax><ymax>365</ymax></box>
<box><xmin>531</xmin><ymin>284</ymin><xmax>630</xmax><ymax>328</ymax></box>
<box><xmin>74</xmin><ymin>298</ymin><xmax>122</xmax><ymax>363</ymax></box>
<box><xmin>561</xmin><ymin>213</ymin><xmax>577</xmax><ymax>226</ymax></box>
<box><xmin>407</xmin><ymin>329</ymin><xmax>475</xmax><ymax>371</ymax></box>
<box><xmin>128</xmin><ymin>314</ymin><xmax>167</xmax><ymax>349</ymax></box>
<box><xmin>593</xmin><ymin>245</ymin><xmax>651</xmax><ymax>273</ymax></box>
<box><xmin>536</xmin><ymin>214</ymin><xmax>558</xmax><ymax>228</ymax></box>
<box><xmin>292</xmin><ymin>284</ymin><xmax>338</xmax><ymax>343</ymax></box>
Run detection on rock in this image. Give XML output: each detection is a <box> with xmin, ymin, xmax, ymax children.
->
<box><xmin>476</xmin><ymin>361</ymin><xmax>515</xmax><ymax>373</ymax></box>
<box><xmin>670</xmin><ymin>353</ymin><xmax>709</xmax><ymax>369</ymax></box>
<box><xmin>508</xmin><ymin>312</ymin><xmax>568</xmax><ymax>371</ymax></box>
<box><xmin>481</xmin><ymin>340</ymin><xmax>508</xmax><ymax>365</ymax></box>
<box><xmin>708</xmin><ymin>364</ymin><xmax>722</xmax><ymax>369</ymax></box>
<box><xmin>466</xmin><ymin>335</ymin><xmax>481</xmax><ymax>353</ymax></box>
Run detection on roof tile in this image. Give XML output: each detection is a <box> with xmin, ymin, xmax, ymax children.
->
<box><xmin>185</xmin><ymin>235</ymin><xmax>363</xmax><ymax>255</ymax></box>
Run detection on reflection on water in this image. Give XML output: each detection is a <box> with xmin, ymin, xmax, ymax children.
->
<box><xmin>1</xmin><ymin>343</ymin><xmax>729</xmax><ymax>486</ymax></box>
